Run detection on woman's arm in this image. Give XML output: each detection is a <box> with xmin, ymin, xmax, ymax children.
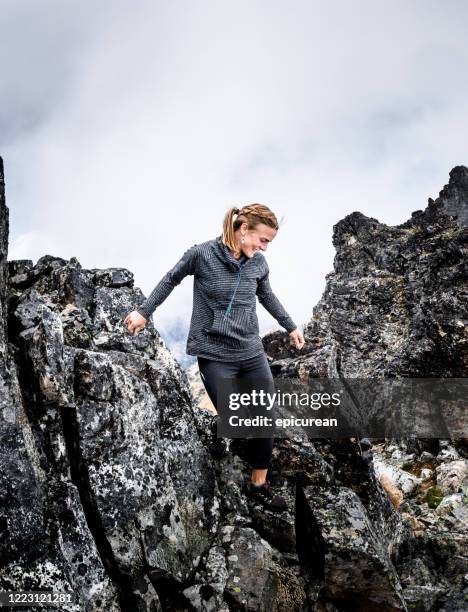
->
<box><xmin>124</xmin><ymin>245</ymin><xmax>199</xmax><ymax>335</ymax></box>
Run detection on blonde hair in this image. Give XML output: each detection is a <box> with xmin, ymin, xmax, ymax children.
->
<box><xmin>222</xmin><ymin>203</ymin><xmax>279</xmax><ymax>252</ymax></box>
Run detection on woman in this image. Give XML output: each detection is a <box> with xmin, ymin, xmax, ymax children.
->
<box><xmin>124</xmin><ymin>204</ymin><xmax>305</xmax><ymax>511</ymax></box>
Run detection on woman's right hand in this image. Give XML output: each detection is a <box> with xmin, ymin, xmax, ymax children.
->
<box><xmin>123</xmin><ymin>310</ymin><xmax>148</xmax><ymax>336</ymax></box>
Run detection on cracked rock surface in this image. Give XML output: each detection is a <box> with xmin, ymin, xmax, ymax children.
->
<box><xmin>1</xmin><ymin>157</ymin><xmax>467</xmax><ymax>611</ymax></box>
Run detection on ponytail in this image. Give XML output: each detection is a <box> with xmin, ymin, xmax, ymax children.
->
<box><xmin>222</xmin><ymin>207</ymin><xmax>241</xmax><ymax>252</ymax></box>
<box><xmin>221</xmin><ymin>203</ymin><xmax>279</xmax><ymax>252</ymax></box>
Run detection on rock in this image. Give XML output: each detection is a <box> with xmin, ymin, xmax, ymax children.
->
<box><xmin>434</xmin><ymin>165</ymin><xmax>468</xmax><ymax>227</ymax></box>
<box><xmin>2</xmin><ymin>158</ymin><xmax>468</xmax><ymax>611</ymax></box>
<box><xmin>399</xmin><ymin>555</ymin><xmax>444</xmax><ymax>612</ymax></box>
<box><xmin>379</xmin><ymin>474</ymin><xmax>405</xmax><ymax>509</ymax></box>
<box><xmin>1</xmin><ymin>159</ymin><xmax>123</xmax><ymax>610</ymax></box>
<box><xmin>289</xmin><ymin>169</ymin><xmax>467</xmax><ymax>380</ymax></box>
<box><xmin>1</xmin><ymin>154</ymin><xmax>218</xmax><ymax>609</ymax></box>
<box><xmin>420</xmin><ymin>451</ymin><xmax>435</xmax><ymax>462</ymax></box>
<box><xmin>262</xmin><ymin>329</ymin><xmax>312</xmax><ymax>362</ymax></box>
<box><xmin>264</xmin><ymin>166</ymin><xmax>468</xmax><ymax>611</ymax></box>
<box><xmin>436</xmin><ymin>460</ymin><xmax>468</xmax><ymax>494</ymax></box>
<box><xmin>420</xmin><ymin>468</ymin><xmax>433</xmax><ymax>480</ymax></box>
<box><xmin>400</xmin><ymin>512</ymin><xmax>426</xmax><ymax>538</ymax></box>
<box><xmin>437</xmin><ymin>446</ymin><xmax>461</xmax><ymax>462</ymax></box>
<box><xmin>90</xmin><ymin>267</ymin><xmax>134</xmax><ymax>288</ymax></box>
<box><xmin>297</xmin><ymin>485</ymin><xmax>406</xmax><ymax>610</ymax></box>
<box><xmin>373</xmin><ymin>456</ymin><xmax>421</xmax><ymax>497</ymax></box>
<box><xmin>222</xmin><ymin>527</ymin><xmax>307</xmax><ymax>611</ymax></box>
<box><xmin>182</xmin><ymin>545</ymin><xmax>230</xmax><ymax>611</ymax></box>
<box><xmin>435</xmin><ymin>493</ymin><xmax>468</xmax><ymax>528</ymax></box>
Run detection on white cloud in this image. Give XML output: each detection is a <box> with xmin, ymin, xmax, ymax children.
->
<box><xmin>1</xmin><ymin>0</ymin><xmax>468</xmax><ymax>344</ymax></box>
<box><xmin>8</xmin><ymin>231</ymin><xmax>64</xmax><ymax>263</ymax></box>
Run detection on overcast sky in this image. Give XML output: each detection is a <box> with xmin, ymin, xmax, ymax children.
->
<box><xmin>1</xmin><ymin>1</ymin><xmax>467</xmax><ymax>362</ymax></box>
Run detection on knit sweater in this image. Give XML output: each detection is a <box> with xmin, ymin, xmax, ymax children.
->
<box><xmin>135</xmin><ymin>235</ymin><xmax>297</xmax><ymax>361</ymax></box>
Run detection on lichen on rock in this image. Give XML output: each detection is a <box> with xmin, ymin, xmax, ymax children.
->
<box><xmin>1</xmin><ymin>157</ymin><xmax>467</xmax><ymax>610</ymax></box>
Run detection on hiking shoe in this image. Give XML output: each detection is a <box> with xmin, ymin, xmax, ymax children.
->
<box><xmin>246</xmin><ymin>481</ymin><xmax>288</xmax><ymax>512</ymax></box>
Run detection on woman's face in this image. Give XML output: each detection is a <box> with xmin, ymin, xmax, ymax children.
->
<box><xmin>238</xmin><ymin>222</ymin><xmax>277</xmax><ymax>258</ymax></box>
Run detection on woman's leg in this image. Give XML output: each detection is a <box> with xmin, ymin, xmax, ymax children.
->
<box><xmin>197</xmin><ymin>356</ymin><xmax>240</xmax><ymax>414</ymax></box>
<box><xmin>238</xmin><ymin>353</ymin><xmax>276</xmax><ymax>484</ymax></box>
<box><xmin>197</xmin><ymin>356</ymin><xmax>241</xmax><ymax>459</ymax></box>
<box><xmin>197</xmin><ymin>355</ymin><xmax>272</xmax><ymax>470</ymax></box>
<box><xmin>198</xmin><ymin>354</ymin><xmax>286</xmax><ymax>510</ymax></box>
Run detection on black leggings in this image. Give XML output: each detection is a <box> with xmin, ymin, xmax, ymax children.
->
<box><xmin>197</xmin><ymin>352</ymin><xmax>275</xmax><ymax>470</ymax></box>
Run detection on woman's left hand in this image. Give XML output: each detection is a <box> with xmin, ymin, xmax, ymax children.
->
<box><xmin>289</xmin><ymin>328</ymin><xmax>305</xmax><ymax>349</ymax></box>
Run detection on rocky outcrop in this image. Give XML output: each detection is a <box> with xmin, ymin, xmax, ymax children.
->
<box><xmin>262</xmin><ymin>166</ymin><xmax>468</xmax><ymax>610</ymax></box>
<box><xmin>434</xmin><ymin>165</ymin><xmax>468</xmax><ymax>227</ymax></box>
<box><xmin>3</xmin><ymin>268</ymin><xmax>220</xmax><ymax>610</ymax></box>
<box><xmin>1</xmin><ymin>159</ymin><xmax>219</xmax><ymax>611</ymax></box>
<box><xmin>264</xmin><ymin>168</ymin><xmax>467</xmax><ymax>379</ymax></box>
<box><xmin>1</xmin><ymin>156</ymin><xmax>467</xmax><ymax>611</ymax></box>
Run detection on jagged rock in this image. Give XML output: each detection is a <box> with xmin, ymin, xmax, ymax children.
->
<box><xmin>0</xmin><ymin>353</ymin><xmax>119</xmax><ymax>612</ymax></box>
<box><xmin>262</xmin><ymin>329</ymin><xmax>309</xmax><ymax>362</ymax></box>
<box><xmin>1</xmin><ymin>160</ymin><xmax>123</xmax><ymax>610</ymax></box>
<box><xmin>1</xmin><ymin>154</ymin><xmax>221</xmax><ymax>609</ymax></box>
<box><xmin>183</xmin><ymin>525</ymin><xmax>307</xmax><ymax>612</ymax></box>
<box><xmin>434</xmin><ymin>165</ymin><xmax>468</xmax><ymax>227</ymax></box>
<box><xmin>435</xmin><ymin>492</ymin><xmax>468</xmax><ymax>528</ymax></box>
<box><xmin>182</xmin><ymin>544</ymin><xmax>230</xmax><ymax>611</ymax></box>
<box><xmin>69</xmin><ymin>348</ymin><xmax>217</xmax><ymax>582</ymax></box>
<box><xmin>420</xmin><ymin>468</ymin><xmax>433</xmax><ymax>480</ymax></box>
<box><xmin>297</xmin><ymin>485</ymin><xmax>406</xmax><ymax>610</ymax></box>
<box><xmin>435</xmin><ymin>460</ymin><xmax>468</xmax><ymax>494</ymax></box>
<box><xmin>373</xmin><ymin>456</ymin><xmax>422</xmax><ymax>497</ymax></box>
<box><xmin>397</xmin><ymin>557</ymin><xmax>444</xmax><ymax>612</ymax></box>
<box><xmin>379</xmin><ymin>474</ymin><xmax>405</xmax><ymax>509</ymax></box>
<box><xmin>8</xmin><ymin>266</ymin><xmax>219</xmax><ymax>610</ymax></box>
<box><xmin>2</xmin><ymin>157</ymin><xmax>468</xmax><ymax>611</ymax></box>
<box><xmin>397</xmin><ymin>529</ymin><xmax>468</xmax><ymax>612</ymax></box>
<box><xmin>221</xmin><ymin>526</ymin><xmax>307</xmax><ymax>611</ymax></box>
<box><xmin>274</xmin><ymin>168</ymin><xmax>468</xmax><ymax>380</ymax></box>
<box><xmin>263</xmin><ymin>166</ymin><xmax>468</xmax><ymax>611</ymax></box>
<box><xmin>437</xmin><ymin>445</ymin><xmax>460</xmax><ymax>462</ymax></box>
<box><xmin>212</xmin><ymin>451</ymin><xmax>251</xmax><ymax>526</ymax></box>
<box><xmin>272</xmin><ymin>438</ymin><xmax>335</xmax><ymax>487</ymax></box>
<box><xmin>90</xmin><ymin>268</ymin><xmax>134</xmax><ymax>288</ymax></box>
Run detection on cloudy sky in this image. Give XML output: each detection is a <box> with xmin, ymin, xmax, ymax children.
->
<box><xmin>1</xmin><ymin>0</ymin><xmax>467</xmax><ymax>363</ymax></box>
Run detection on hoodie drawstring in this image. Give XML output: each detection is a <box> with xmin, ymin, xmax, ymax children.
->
<box><xmin>224</xmin><ymin>267</ymin><xmax>242</xmax><ymax>318</ymax></box>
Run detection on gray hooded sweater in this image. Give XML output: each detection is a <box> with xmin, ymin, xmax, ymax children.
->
<box><xmin>135</xmin><ymin>235</ymin><xmax>297</xmax><ymax>362</ymax></box>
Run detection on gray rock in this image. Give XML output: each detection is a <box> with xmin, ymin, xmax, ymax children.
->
<box><xmin>420</xmin><ymin>468</ymin><xmax>433</xmax><ymax>480</ymax></box>
<box><xmin>437</xmin><ymin>446</ymin><xmax>461</xmax><ymax>462</ymax></box>
<box><xmin>420</xmin><ymin>451</ymin><xmax>436</xmax><ymax>462</ymax></box>
<box><xmin>435</xmin><ymin>493</ymin><xmax>468</xmax><ymax>528</ymax></box>
<box><xmin>222</xmin><ymin>527</ymin><xmax>306</xmax><ymax>611</ymax></box>
<box><xmin>2</xmin><ymin>158</ymin><xmax>468</xmax><ymax>611</ymax></box>
<box><xmin>436</xmin><ymin>460</ymin><xmax>468</xmax><ymax>494</ymax></box>
<box><xmin>435</xmin><ymin>165</ymin><xmax>468</xmax><ymax>227</ymax></box>
<box><xmin>373</xmin><ymin>456</ymin><xmax>421</xmax><ymax>496</ymax></box>
<box><xmin>298</xmin><ymin>485</ymin><xmax>406</xmax><ymax>610</ymax></box>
